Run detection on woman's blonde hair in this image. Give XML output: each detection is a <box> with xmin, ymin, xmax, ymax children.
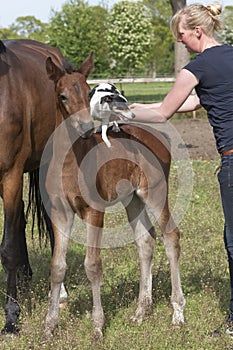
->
<box><xmin>170</xmin><ymin>2</ymin><xmax>222</xmax><ymax>40</ymax></box>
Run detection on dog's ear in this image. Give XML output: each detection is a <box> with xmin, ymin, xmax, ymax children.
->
<box><xmin>100</xmin><ymin>95</ymin><xmax>113</xmax><ymax>104</ymax></box>
<box><xmin>89</xmin><ymin>88</ymin><xmax>96</xmax><ymax>100</ymax></box>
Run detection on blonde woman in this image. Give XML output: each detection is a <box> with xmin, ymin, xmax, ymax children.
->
<box><xmin>130</xmin><ymin>2</ymin><xmax>233</xmax><ymax>334</ymax></box>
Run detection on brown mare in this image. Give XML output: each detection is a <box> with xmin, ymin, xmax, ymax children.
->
<box><xmin>43</xmin><ymin>60</ymin><xmax>185</xmax><ymax>342</ymax></box>
<box><xmin>0</xmin><ymin>39</ymin><xmax>94</xmax><ymax>334</ymax></box>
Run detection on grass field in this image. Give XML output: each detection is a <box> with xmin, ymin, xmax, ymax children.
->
<box><xmin>116</xmin><ymin>82</ymin><xmax>174</xmax><ymax>104</ymax></box>
<box><xmin>0</xmin><ymin>160</ymin><xmax>232</xmax><ymax>349</ymax></box>
<box><xmin>89</xmin><ymin>82</ymin><xmax>173</xmax><ymax>104</ymax></box>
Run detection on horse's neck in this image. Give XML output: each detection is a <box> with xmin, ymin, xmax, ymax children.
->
<box><xmin>55</xmin><ymin>110</ymin><xmax>65</xmax><ymax>128</ymax></box>
<box><xmin>52</xmin><ymin>118</ymin><xmax>73</xmax><ymax>161</ymax></box>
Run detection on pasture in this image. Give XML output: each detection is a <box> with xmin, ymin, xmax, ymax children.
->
<box><xmin>89</xmin><ymin>81</ymin><xmax>174</xmax><ymax>104</ymax></box>
<box><xmin>0</xmin><ymin>160</ymin><xmax>231</xmax><ymax>349</ymax></box>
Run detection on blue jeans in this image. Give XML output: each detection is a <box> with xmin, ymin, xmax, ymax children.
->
<box><xmin>218</xmin><ymin>154</ymin><xmax>233</xmax><ymax>315</ymax></box>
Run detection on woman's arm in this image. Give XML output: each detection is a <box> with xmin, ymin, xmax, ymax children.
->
<box><xmin>130</xmin><ymin>69</ymin><xmax>201</xmax><ymax>123</ymax></box>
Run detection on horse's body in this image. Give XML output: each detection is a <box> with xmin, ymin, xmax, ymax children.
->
<box><xmin>43</xmin><ymin>62</ymin><xmax>185</xmax><ymax>342</ymax></box>
<box><xmin>0</xmin><ymin>39</ymin><xmax>94</xmax><ymax>333</ymax></box>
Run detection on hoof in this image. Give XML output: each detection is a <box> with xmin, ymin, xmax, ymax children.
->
<box><xmin>42</xmin><ymin>329</ymin><xmax>54</xmax><ymax>343</ymax></box>
<box><xmin>130</xmin><ymin>314</ymin><xmax>144</xmax><ymax>325</ymax></box>
<box><xmin>131</xmin><ymin>302</ymin><xmax>153</xmax><ymax>325</ymax></box>
<box><xmin>172</xmin><ymin>314</ymin><xmax>185</xmax><ymax>326</ymax></box>
<box><xmin>1</xmin><ymin>324</ymin><xmax>19</xmax><ymax>337</ymax></box>
<box><xmin>59</xmin><ymin>300</ymin><xmax>68</xmax><ymax>309</ymax></box>
<box><xmin>92</xmin><ymin>327</ymin><xmax>103</xmax><ymax>344</ymax></box>
<box><xmin>172</xmin><ymin>302</ymin><xmax>185</xmax><ymax>326</ymax></box>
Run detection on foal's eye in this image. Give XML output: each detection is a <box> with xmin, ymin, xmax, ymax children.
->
<box><xmin>59</xmin><ymin>93</ymin><xmax>68</xmax><ymax>102</ymax></box>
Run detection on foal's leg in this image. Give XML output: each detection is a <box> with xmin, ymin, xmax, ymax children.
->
<box><xmin>44</xmin><ymin>205</ymin><xmax>74</xmax><ymax>338</ymax></box>
<box><xmin>84</xmin><ymin>212</ymin><xmax>104</xmax><ymax>342</ymax></box>
<box><xmin>150</xmin><ymin>196</ymin><xmax>185</xmax><ymax>325</ymax></box>
<box><xmin>124</xmin><ymin>195</ymin><xmax>155</xmax><ymax>324</ymax></box>
<box><xmin>42</xmin><ymin>208</ymin><xmax>68</xmax><ymax>304</ymax></box>
<box><xmin>159</xmin><ymin>204</ymin><xmax>185</xmax><ymax>324</ymax></box>
<box><xmin>39</xmin><ymin>165</ymin><xmax>68</xmax><ymax>304</ymax></box>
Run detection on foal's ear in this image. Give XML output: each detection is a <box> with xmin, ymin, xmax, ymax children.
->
<box><xmin>77</xmin><ymin>52</ymin><xmax>94</xmax><ymax>78</ymax></box>
<box><xmin>46</xmin><ymin>57</ymin><xmax>65</xmax><ymax>83</ymax></box>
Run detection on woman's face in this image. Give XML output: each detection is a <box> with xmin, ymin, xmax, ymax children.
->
<box><xmin>177</xmin><ymin>18</ymin><xmax>200</xmax><ymax>53</ymax></box>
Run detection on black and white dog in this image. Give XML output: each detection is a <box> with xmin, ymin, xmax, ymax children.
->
<box><xmin>89</xmin><ymin>83</ymin><xmax>135</xmax><ymax>147</ymax></box>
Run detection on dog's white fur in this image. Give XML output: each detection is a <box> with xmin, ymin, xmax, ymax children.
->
<box><xmin>89</xmin><ymin>83</ymin><xmax>134</xmax><ymax>147</ymax></box>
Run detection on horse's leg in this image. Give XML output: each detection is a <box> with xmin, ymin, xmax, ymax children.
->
<box><xmin>2</xmin><ymin>198</ymin><xmax>32</xmax><ymax>278</ymax></box>
<box><xmin>0</xmin><ymin>171</ymin><xmax>25</xmax><ymax>334</ymax></box>
<box><xmin>149</xmin><ymin>193</ymin><xmax>185</xmax><ymax>325</ymax></box>
<box><xmin>84</xmin><ymin>211</ymin><xmax>104</xmax><ymax>343</ymax></box>
<box><xmin>124</xmin><ymin>194</ymin><xmax>155</xmax><ymax>324</ymax></box>
<box><xmin>44</xmin><ymin>204</ymin><xmax>74</xmax><ymax>338</ymax></box>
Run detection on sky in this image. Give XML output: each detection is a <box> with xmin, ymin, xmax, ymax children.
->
<box><xmin>0</xmin><ymin>0</ymin><xmax>232</xmax><ymax>29</ymax></box>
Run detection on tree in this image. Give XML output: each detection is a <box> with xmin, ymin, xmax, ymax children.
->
<box><xmin>9</xmin><ymin>16</ymin><xmax>48</xmax><ymax>41</ymax></box>
<box><xmin>221</xmin><ymin>6</ymin><xmax>233</xmax><ymax>45</ymax></box>
<box><xmin>0</xmin><ymin>27</ymin><xmax>21</xmax><ymax>40</ymax></box>
<box><xmin>169</xmin><ymin>0</ymin><xmax>189</xmax><ymax>75</ymax></box>
<box><xmin>143</xmin><ymin>0</ymin><xmax>172</xmax><ymax>20</ymax></box>
<box><xmin>47</xmin><ymin>0</ymin><xmax>109</xmax><ymax>75</ymax></box>
<box><xmin>107</xmin><ymin>1</ymin><xmax>153</xmax><ymax>76</ymax></box>
<box><xmin>143</xmin><ymin>0</ymin><xmax>174</xmax><ymax>75</ymax></box>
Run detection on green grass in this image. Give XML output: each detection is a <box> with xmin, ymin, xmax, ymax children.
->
<box><xmin>90</xmin><ymin>82</ymin><xmax>173</xmax><ymax>104</ymax></box>
<box><xmin>119</xmin><ymin>82</ymin><xmax>174</xmax><ymax>104</ymax></box>
<box><xmin>0</xmin><ymin>160</ymin><xmax>232</xmax><ymax>349</ymax></box>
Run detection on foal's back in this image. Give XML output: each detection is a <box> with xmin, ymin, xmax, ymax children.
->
<box><xmin>63</xmin><ymin>123</ymin><xmax>171</xmax><ymax>214</ymax></box>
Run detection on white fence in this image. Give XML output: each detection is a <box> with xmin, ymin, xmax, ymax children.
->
<box><xmin>87</xmin><ymin>77</ymin><xmax>175</xmax><ymax>85</ymax></box>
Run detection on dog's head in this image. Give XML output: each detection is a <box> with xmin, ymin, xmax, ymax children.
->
<box><xmin>89</xmin><ymin>83</ymin><xmax>135</xmax><ymax>121</ymax></box>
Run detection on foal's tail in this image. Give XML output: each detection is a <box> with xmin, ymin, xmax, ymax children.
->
<box><xmin>26</xmin><ymin>168</ymin><xmax>54</xmax><ymax>251</ymax></box>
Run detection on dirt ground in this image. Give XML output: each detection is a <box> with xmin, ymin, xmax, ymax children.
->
<box><xmin>171</xmin><ymin>118</ymin><xmax>219</xmax><ymax>160</ymax></box>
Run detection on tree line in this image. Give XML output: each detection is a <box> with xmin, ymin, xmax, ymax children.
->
<box><xmin>0</xmin><ymin>0</ymin><xmax>232</xmax><ymax>77</ymax></box>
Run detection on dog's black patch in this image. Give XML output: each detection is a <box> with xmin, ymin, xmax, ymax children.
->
<box><xmin>89</xmin><ymin>83</ymin><xmax>120</xmax><ymax>100</ymax></box>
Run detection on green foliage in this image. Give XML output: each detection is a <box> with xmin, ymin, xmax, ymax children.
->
<box><xmin>0</xmin><ymin>27</ymin><xmax>22</xmax><ymax>40</ymax></box>
<box><xmin>107</xmin><ymin>1</ymin><xmax>153</xmax><ymax>76</ymax></box>
<box><xmin>143</xmin><ymin>0</ymin><xmax>174</xmax><ymax>75</ymax></box>
<box><xmin>221</xmin><ymin>6</ymin><xmax>233</xmax><ymax>45</ymax></box>
<box><xmin>9</xmin><ymin>16</ymin><xmax>48</xmax><ymax>41</ymax></box>
<box><xmin>149</xmin><ymin>24</ymin><xmax>174</xmax><ymax>75</ymax></box>
<box><xmin>143</xmin><ymin>0</ymin><xmax>172</xmax><ymax>23</ymax></box>
<box><xmin>0</xmin><ymin>0</ymin><xmax>175</xmax><ymax>76</ymax></box>
<box><xmin>47</xmin><ymin>0</ymin><xmax>109</xmax><ymax>75</ymax></box>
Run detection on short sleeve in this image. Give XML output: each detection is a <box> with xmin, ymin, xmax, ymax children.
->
<box><xmin>184</xmin><ymin>54</ymin><xmax>206</xmax><ymax>82</ymax></box>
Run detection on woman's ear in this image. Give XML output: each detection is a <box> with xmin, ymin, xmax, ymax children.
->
<box><xmin>195</xmin><ymin>27</ymin><xmax>202</xmax><ymax>38</ymax></box>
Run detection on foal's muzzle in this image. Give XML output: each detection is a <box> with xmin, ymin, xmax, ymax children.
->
<box><xmin>78</xmin><ymin>120</ymin><xmax>95</xmax><ymax>138</ymax></box>
<box><xmin>69</xmin><ymin>111</ymin><xmax>95</xmax><ymax>138</ymax></box>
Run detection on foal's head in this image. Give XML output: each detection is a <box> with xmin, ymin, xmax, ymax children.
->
<box><xmin>46</xmin><ymin>53</ymin><xmax>94</xmax><ymax>138</ymax></box>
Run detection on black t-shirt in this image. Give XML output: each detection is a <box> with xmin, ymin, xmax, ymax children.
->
<box><xmin>184</xmin><ymin>44</ymin><xmax>233</xmax><ymax>154</ymax></box>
